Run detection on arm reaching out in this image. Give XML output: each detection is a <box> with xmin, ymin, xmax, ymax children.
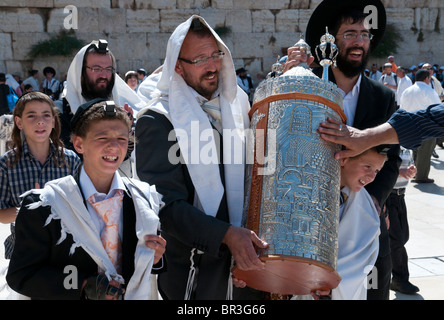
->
<box><xmin>318</xmin><ymin>118</ymin><xmax>399</xmax><ymax>159</ymax></box>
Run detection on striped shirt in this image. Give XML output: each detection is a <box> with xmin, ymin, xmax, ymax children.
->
<box><xmin>388</xmin><ymin>103</ymin><xmax>444</xmax><ymax>150</ymax></box>
<box><xmin>0</xmin><ymin>140</ymin><xmax>81</xmax><ymax>208</ymax></box>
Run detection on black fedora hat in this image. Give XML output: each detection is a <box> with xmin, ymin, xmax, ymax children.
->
<box><xmin>306</xmin><ymin>0</ymin><xmax>386</xmax><ymax>62</ymax></box>
<box><xmin>43</xmin><ymin>66</ymin><xmax>56</xmax><ymax>76</ymax></box>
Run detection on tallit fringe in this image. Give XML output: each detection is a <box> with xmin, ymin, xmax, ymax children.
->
<box><xmin>184</xmin><ymin>248</ymin><xmax>197</xmax><ymax>300</ymax></box>
<box><xmin>226</xmin><ymin>256</ymin><xmax>234</xmax><ymax>300</ymax></box>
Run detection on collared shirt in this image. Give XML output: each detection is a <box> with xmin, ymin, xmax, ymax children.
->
<box><xmin>79</xmin><ymin>166</ymin><xmax>126</xmax><ymax>238</ymax></box>
<box><xmin>400</xmin><ymin>81</ymin><xmax>441</xmax><ymax>113</ymax></box>
<box><xmin>0</xmin><ymin>140</ymin><xmax>81</xmax><ymax>208</ymax></box>
<box><xmin>339</xmin><ymin>74</ymin><xmax>362</xmax><ymax>126</ymax></box>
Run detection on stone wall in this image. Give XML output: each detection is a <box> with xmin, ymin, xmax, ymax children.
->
<box><xmin>1</xmin><ymin>0</ymin><xmax>443</xmax><ymax>84</ymax></box>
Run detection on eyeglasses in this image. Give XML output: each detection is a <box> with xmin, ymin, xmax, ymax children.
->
<box><xmin>85</xmin><ymin>66</ymin><xmax>115</xmax><ymax>74</ymax></box>
<box><xmin>338</xmin><ymin>32</ymin><xmax>374</xmax><ymax>41</ymax></box>
<box><xmin>178</xmin><ymin>51</ymin><xmax>225</xmax><ymax>67</ymax></box>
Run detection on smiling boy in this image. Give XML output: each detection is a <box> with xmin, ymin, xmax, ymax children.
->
<box><xmin>7</xmin><ymin>99</ymin><xmax>165</xmax><ymax>300</ymax></box>
<box><xmin>331</xmin><ymin>146</ymin><xmax>388</xmax><ymax>300</ymax></box>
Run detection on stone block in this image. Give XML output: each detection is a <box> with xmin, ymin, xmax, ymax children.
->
<box><xmin>0</xmin><ymin>0</ymin><xmax>53</xmax><ymax>7</ymax></box>
<box><xmin>159</xmin><ymin>9</ymin><xmax>198</xmax><ymax>33</ymax></box>
<box><xmin>177</xmin><ymin>0</ymin><xmax>211</xmax><ymax>9</ymax></box>
<box><xmin>11</xmin><ymin>32</ymin><xmax>50</xmax><ymax>60</ymax></box>
<box><xmin>146</xmin><ymin>33</ymin><xmax>171</xmax><ymax>60</ymax></box>
<box><xmin>226</xmin><ymin>10</ymin><xmax>252</xmax><ymax>33</ymax></box>
<box><xmin>276</xmin><ymin>10</ymin><xmax>300</xmax><ymax>33</ymax></box>
<box><xmin>48</xmin><ymin>7</ymin><xmax>100</xmax><ymax>33</ymax></box>
<box><xmin>126</xmin><ymin>9</ymin><xmax>160</xmax><ymax>33</ymax></box>
<box><xmin>233</xmin><ymin>0</ymin><xmax>291</xmax><ymax>10</ymax></box>
<box><xmin>134</xmin><ymin>0</ymin><xmax>176</xmax><ymax>10</ymax></box>
<box><xmin>386</xmin><ymin>8</ymin><xmax>415</xmax><ymax>30</ymax></box>
<box><xmin>98</xmin><ymin>8</ymin><xmax>126</xmax><ymax>34</ymax></box>
<box><xmin>0</xmin><ymin>33</ymin><xmax>13</xmax><ymax>60</ymax></box>
<box><xmin>53</xmin><ymin>0</ymin><xmax>111</xmax><ymax>8</ymax></box>
<box><xmin>0</xmin><ymin>8</ymin><xmax>44</xmax><ymax>33</ymax></box>
<box><xmin>198</xmin><ymin>7</ymin><xmax>226</xmax><ymax>29</ymax></box>
<box><xmin>252</xmin><ymin>10</ymin><xmax>276</xmax><ymax>33</ymax></box>
<box><xmin>212</xmin><ymin>0</ymin><xmax>234</xmax><ymax>10</ymax></box>
<box><xmin>108</xmin><ymin>33</ymin><xmax>149</xmax><ymax>61</ymax></box>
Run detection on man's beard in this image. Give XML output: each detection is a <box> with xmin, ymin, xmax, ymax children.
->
<box><xmin>336</xmin><ymin>47</ymin><xmax>370</xmax><ymax>78</ymax></box>
<box><xmin>81</xmin><ymin>75</ymin><xmax>115</xmax><ymax>101</ymax></box>
<box><xmin>184</xmin><ymin>71</ymin><xmax>219</xmax><ymax>99</ymax></box>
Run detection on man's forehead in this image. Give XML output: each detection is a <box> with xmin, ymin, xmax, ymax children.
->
<box><xmin>86</xmin><ymin>52</ymin><xmax>113</xmax><ymax>65</ymax></box>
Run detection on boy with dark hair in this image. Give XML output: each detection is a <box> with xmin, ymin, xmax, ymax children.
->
<box><xmin>7</xmin><ymin>99</ymin><xmax>165</xmax><ymax>300</ymax></box>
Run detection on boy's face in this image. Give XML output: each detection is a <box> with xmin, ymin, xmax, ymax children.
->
<box><xmin>72</xmin><ymin>119</ymin><xmax>129</xmax><ymax>187</ymax></box>
<box><xmin>340</xmin><ymin>150</ymin><xmax>386</xmax><ymax>192</ymax></box>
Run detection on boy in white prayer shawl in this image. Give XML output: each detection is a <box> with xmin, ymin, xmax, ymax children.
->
<box><xmin>135</xmin><ymin>15</ymin><xmax>268</xmax><ymax>300</ymax></box>
<box><xmin>7</xmin><ymin>99</ymin><xmax>166</xmax><ymax>300</ymax></box>
<box><xmin>329</xmin><ymin>145</ymin><xmax>388</xmax><ymax>300</ymax></box>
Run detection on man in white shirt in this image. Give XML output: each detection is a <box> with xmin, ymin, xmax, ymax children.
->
<box><xmin>396</xmin><ymin>67</ymin><xmax>412</xmax><ymax>108</ymax></box>
<box><xmin>369</xmin><ymin>63</ymin><xmax>382</xmax><ymax>81</ymax></box>
<box><xmin>380</xmin><ymin>63</ymin><xmax>398</xmax><ymax>103</ymax></box>
<box><xmin>400</xmin><ymin>69</ymin><xmax>441</xmax><ymax>183</ymax></box>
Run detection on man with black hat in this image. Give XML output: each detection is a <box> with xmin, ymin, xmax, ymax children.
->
<box><xmin>41</xmin><ymin>66</ymin><xmax>60</xmax><ymax>100</ymax></box>
<box><xmin>284</xmin><ymin>0</ymin><xmax>401</xmax><ymax>300</ymax></box>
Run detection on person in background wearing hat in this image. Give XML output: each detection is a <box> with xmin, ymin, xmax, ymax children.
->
<box><xmin>41</xmin><ymin>66</ymin><xmax>60</xmax><ymax>101</ymax></box>
<box><xmin>6</xmin><ymin>99</ymin><xmax>166</xmax><ymax>299</ymax></box>
<box><xmin>380</xmin><ymin>63</ymin><xmax>398</xmax><ymax>104</ymax></box>
<box><xmin>422</xmin><ymin>63</ymin><xmax>444</xmax><ymax>101</ymax></box>
<box><xmin>284</xmin><ymin>0</ymin><xmax>401</xmax><ymax>300</ymax></box>
<box><xmin>396</xmin><ymin>67</ymin><xmax>412</xmax><ymax>108</ymax></box>
<box><xmin>137</xmin><ymin>68</ymin><xmax>148</xmax><ymax>85</ymax></box>
<box><xmin>400</xmin><ymin>69</ymin><xmax>441</xmax><ymax>184</ymax></box>
<box><xmin>124</xmin><ymin>71</ymin><xmax>139</xmax><ymax>92</ymax></box>
<box><xmin>236</xmin><ymin>67</ymin><xmax>254</xmax><ymax>104</ymax></box>
<box><xmin>387</xmin><ymin>55</ymin><xmax>398</xmax><ymax>72</ymax></box>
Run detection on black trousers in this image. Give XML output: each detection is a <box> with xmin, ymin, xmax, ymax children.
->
<box><xmin>387</xmin><ymin>191</ymin><xmax>411</xmax><ymax>282</ymax></box>
<box><xmin>367</xmin><ymin>210</ymin><xmax>392</xmax><ymax>300</ymax></box>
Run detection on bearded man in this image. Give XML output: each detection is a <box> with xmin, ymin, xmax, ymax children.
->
<box><xmin>59</xmin><ymin>40</ymin><xmax>146</xmax><ymax>151</ymax></box>
<box><xmin>284</xmin><ymin>0</ymin><xmax>401</xmax><ymax>300</ymax></box>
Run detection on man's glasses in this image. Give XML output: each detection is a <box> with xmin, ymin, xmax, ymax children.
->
<box><xmin>85</xmin><ymin>66</ymin><xmax>115</xmax><ymax>74</ymax></box>
<box><xmin>178</xmin><ymin>51</ymin><xmax>225</xmax><ymax>67</ymax></box>
<box><xmin>337</xmin><ymin>32</ymin><xmax>374</xmax><ymax>41</ymax></box>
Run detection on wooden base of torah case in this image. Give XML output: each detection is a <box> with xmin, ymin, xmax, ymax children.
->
<box><xmin>232</xmin><ymin>64</ymin><xmax>347</xmax><ymax>295</ymax></box>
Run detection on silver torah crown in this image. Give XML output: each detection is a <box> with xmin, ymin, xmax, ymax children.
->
<box><xmin>315</xmin><ymin>27</ymin><xmax>339</xmax><ymax>81</ymax></box>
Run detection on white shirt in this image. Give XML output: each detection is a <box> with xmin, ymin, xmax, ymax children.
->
<box><xmin>79</xmin><ymin>166</ymin><xmax>126</xmax><ymax>238</ymax></box>
<box><xmin>339</xmin><ymin>74</ymin><xmax>362</xmax><ymax>126</ymax></box>
<box><xmin>396</xmin><ymin>76</ymin><xmax>412</xmax><ymax>106</ymax></box>
<box><xmin>400</xmin><ymin>81</ymin><xmax>441</xmax><ymax>112</ymax></box>
<box><xmin>22</xmin><ymin>76</ymin><xmax>40</xmax><ymax>91</ymax></box>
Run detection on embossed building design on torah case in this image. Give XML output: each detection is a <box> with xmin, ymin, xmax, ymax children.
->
<box><xmin>233</xmin><ymin>32</ymin><xmax>347</xmax><ymax>295</ymax></box>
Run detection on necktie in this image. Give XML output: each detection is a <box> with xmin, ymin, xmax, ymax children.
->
<box><xmin>201</xmin><ymin>97</ymin><xmax>222</xmax><ymax>134</ymax></box>
<box><xmin>340</xmin><ymin>191</ymin><xmax>348</xmax><ymax>206</ymax></box>
<box><xmin>87</xmin><ymin>190</ymin><xmax>124</xmax><ymax>274</ymax></box>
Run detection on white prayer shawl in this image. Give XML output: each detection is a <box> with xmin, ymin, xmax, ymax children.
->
<box><xmin>23</xmin><ymin>175</ymin><xmax>163</xmax><ymax>300</ymax></box>
<box><xmin>331</xmin><ymin>186</ymin><xmax>380</xmax><ymax>300</ymax></box>
<box><xmin>136</xmin><ymin>15</ymin><xmax>250</xmax><ymax>227</ymax></box>
<box><xmin>63</xmin><ymin>42</ymin><xmax>147</xmax><ymax>116</ymax></box>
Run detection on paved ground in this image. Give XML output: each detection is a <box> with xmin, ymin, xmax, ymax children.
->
<box><xmin>389</xmin><ymin>146</ymin><xmax>444</xmax><ymax>300</ymax></box>
<box><xmin>1</xmin><ymin>147</ymin><xmax>443</xmax><ymax>300</ymax></box>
